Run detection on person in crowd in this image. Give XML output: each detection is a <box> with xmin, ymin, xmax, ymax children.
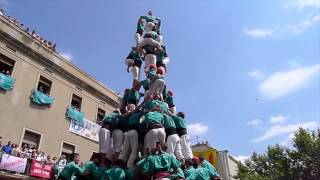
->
<box><xmin>58</xmin><ymin>154</ymin><xmax>67</xmax><ymax>166</ymax></box>
<box><xmin>11</xmin><ymin>143</ymin><xmax>20</xmax><ymax>156</ymax></box>
<box><xmin>125</xmin><ymin>47</ymin><xmax>144</xmax><ymax>85</ymax></box>
<box><xmin>36</xmin><ymin>151</ymin><xmax>46</xmax><ymax>162</ymax></box>
<box><xmin>192</xmin><ymin>157</ymin><xmax>217</xmax><ymax>180</ymax></box>
<box><xmin>106</xmin><ymin>159</ymin><xmax>126</xmax><ymax>180</ymax></box>
<box><xmin>45</xmin><ymin>154</ymin><xmax>52</xmax><ymax>164</ymax></box>
<box><xmin>78</xmin><ymin>153</ymin><xmax>103</xmax><ymax>180</ymax></box>
<box><xmin>98</xmin><ymin>117</ymin><xmax>113</xmax><ymax>161</ymax></box>
<box><xmin>171</xmin><ymin>112</ymin><xmax>193</xmax><ymax>160</ymax></box>
<box><xmin>1</xmin><ymin>141</ymin><xmax>12</xmax><ymax>154</ymax></box>
<box><xmin>156</xmin><ymin>45</ymin><xmax>169</xmax><ymax>70</ymax></box>
<box><xmin>52</xmin><ymin>156</ymin><xmax>58</xmax><ymax>164</ymax></box>
<box><xmin>166</xmin><ymin>90</ymin><xmax>176</xmax><ymax>114</ymax></box>
<box><xmin>57</xmin><ymin>153</ymin><xmax>85</xmax><ymax>180</ymax></box>
<box><xmin>199</xmin><ymin>156</ymin><xmax>220</xmax><ymax>179</ymax></box>
<box><xmin>143</xmin><ymin>105</ymin><xmax>166</xmax><ymax>153</ymax></box>
<box><xmin>118</xmin><ymin>109</ymin><xmax>143</xmax><ymax>168</ymax></box>
<box><xmin>163</xmin><ymin>113</ymin><xmax>184</xmax><ymax>162</ymax></box>
<box><xmin>184</xmin><ymin>159</ymin><xmax>197</xmax><ymax>180</ymax></box>
<box><xmin>148</xmin><ymin>65</ymin><xmax>166</xmax><ymax>100</ymax></box>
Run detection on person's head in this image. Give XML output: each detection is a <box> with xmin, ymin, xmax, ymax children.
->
<box><xmin>192</xmin><ymin>157</ymin><xmax>200</xmax><ymax>167</ymax></box>
<box><xmin>131</xmin><ymin>47</ymin><xmax>137</xmax><ymax>51</ymax></box>
<box><xmin>70</xmin><ymin>153</ymin><xmax>80</xmax><ymax>163</ymax></box>
<box><xmin>102</xmin><ymin>120</ymin><xmax>111</xmax><ymax>129</ymax></box>
<box><xmin>168</xmin><ymin>90</ymin><xmax>173</xmax><ymax>96</ymax></box>
<box><xmin>47</xmin><ymin>155</ymin><xmax>51</xmax><ymax>160</ymax></box>
<box><xmin>7</xmin><ymin>141</ymin><xmax>11</xmax><ymax>146</ymax></box>
<box><xmin>12</xmin><ymin>143</ymin><xmax>17</xmax><ymax>148</ymax></box>
<box><xmin>177</xmin><ymin>112</ymin><xmax>185</xmax><ymax>119</ymax></box>
<box><xmin>133</xmin><ymin>81</ymin><xmax>141</xmax><ymax>91</ymax></box>
<box><xmin>199</xmin><ymin>156</ymin><xmax>205</xmax><ymax>163</ymax></box>
<box><xmin>156</xmin><ymin>66</ymin><xmax>165</xmax><ymax>75</ymax></box>
<box><xmin>124</xmin><ymin>88</ymin><xmax>130</xmax><ymax>95</ymax></box>
<box><xmin>5</xmin><ymin>70</ymin><xmax>10</xmax><ymax>75</ymax></box>
<box><xmin>126</xmin><ymin>103</ymin><xmax>136</xmax><ymax>112</ymax></box>
<box><xmin>91</xmin><ymin>153</ymin><xmax>102</xmax><ymax>165</ymax></box>
<box><xmin>61</xmin><ymin>154</ymin><xmax>66</xmax><ymax>159</ymax></box>
<box><xmin>185</xmin><ymin>159</ymin><xmax>193</xmax><ymax>168</ymax></box>
<box><xmin>148</xmin><ymin>10</ymin><xmax>153</xmax><ymax>16</ymax></box>
<box><xmin>149</xmin><ymin>64</ymin><xmax>157</xmax><ymax>71</ymax></box>
<box><xmin>52</xmin><ymin>157</ymin><xmax>57</xmax><ymax>161</ymax></box>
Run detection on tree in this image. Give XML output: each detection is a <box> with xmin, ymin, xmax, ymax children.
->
<box><xmin>235</xmin><ymin>128</ymin><xmax>320</xmax><ymax>180</ymax></box>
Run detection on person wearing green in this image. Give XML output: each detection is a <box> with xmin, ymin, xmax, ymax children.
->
<box><xmin>170</xmin><ymin>167</ymin><xmax>185</xmax><ymax>180</ymax></box>
<box><xmin>184</xmin><ymin>159</ymin><xmax>197</xmax><ymax>180</ymax></box>
<box><xmin>192</xmin><ymin>157</ymin><xmax>216</xmax><ymax>180</ymax></box>
<box><xmin>156</xmin><ymin>45</ymin><xmax>169</xmax><ymax>69</ymax></box>
<box><xmin>163</xmin><ymin>114</ymin><xmax>184</xmax><ymax>161</ymax></box>
<box><xmin>79</xmin><ymin>153</ymin><xmax>103</xmax><ymax>180</ymax></box>
<box><xmin>148</xmin><ymin>66</ymin><xmax>166</xmax><ymax>100</ymax></box>
<box><xmin>106</xmin><ymin>160</ymin><xmax>126</xmax><ymax>180</ymax></box>
<box><xmin>140</xmin><ymin>79</ymin><xmax>150</xmax><ymax>92</ymax></box>
<box><xmin>143</xmin><ymin>105</ymin><xmax>166</xmax><ymax>152</ymax></box>
<box><xmin>166</xmin><ymin>90</ymin><xmax>176</xmax><ymax>114</ymax></box>
<box><xmin>125</xmin><ymin>47</ymin><xmax>144</xmax><ymax>84</ymax></box>
<box><xmin>172</xmin><ymin>112</ymin><xmax>193</xmax><ymax>160</ymax></box>
<box><xmin>199</xmin><ymin>157</ymin><xmax>220</xmax><ymax>178</ymax></box>
<box><xmin>57</xmin><ymin>153</ymin><xmax>84</xmax><ymax>180</ymax></box>
<box><xmin>118</xmin><ymin>110</ymin><xmax>143</xmax><ymax>168</ymax></box>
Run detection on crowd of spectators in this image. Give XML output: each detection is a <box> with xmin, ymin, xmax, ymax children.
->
<box><xmin>0</xmin><ymin>8</ymin><xmax>57</xmax><ymax>52</ymax></box>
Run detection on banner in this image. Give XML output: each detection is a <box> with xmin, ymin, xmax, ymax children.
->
<box><xmin>193</xmin><ymin>149</ymin><xmax>217</xmax><ymax>166</ymax></box>
<box><xmin>69</xmin><ymin>118</ymin><xmax>101</xmax><ymax>142</ymax></box>
<box><xmin>0</xmin><ymin>154</ymin><xmax>27</xmax><ymax>173</ymax></box>
<box><xmin>29</xmin><ymin>160</ymin><xmax>53</xmax><ymax>179</ymax></box>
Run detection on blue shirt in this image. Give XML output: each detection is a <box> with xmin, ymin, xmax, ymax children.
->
<box><xmin>2</xmin><ymin>145</ymin><xmax>12</xmax><ymax>154</ymax></box>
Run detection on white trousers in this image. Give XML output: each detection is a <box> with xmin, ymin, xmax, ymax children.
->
<box><xmin>98</xmin><ymin>128</ymin><xmax>112</xmax><ymax>159</ymax></box>
<box><xmin>144</xmin><ymin>128</ymin><xmax>166</xmax><ymax>150</ymax></box>
<box><xmin>169</xmin><ymin>106</ymin><xmax>176</xmax><ymax>114</ymax></box>
<box><xmin>149</xmin><ymin>79</ymin><xmax>165</xmax><ymax>98</ymax></box>
<box><xmin>125</xmin><ymin>59</ymin><xmax>141</xmax><ymax>81</ymax></box>
<box><xmin>157</xmin><ymin>35</ymin><xmax>163</xmax><ymax>45</ymax></box>
<box><xmin>180</xmin><ymin>134</ymin><xmax>193</xmax><ymax>159</ymax></box>
<box><xmin>166</xmin><ymin>134</ymin><xmax>184</xmax><ymax>160</ymax></box>
<box><xmin>145</xmin><ymin>54</ymin><xmax>157</xmax><ymax>71</ymax></box>
<box><xmin>119</xmin><ymin>130</ymin><xmax>139</xmax><ymax>168</ymax></box>
<box><xmin>162</xmin><ymin>57</ymin><xmax>169</xmax><ymax>65</ymax></box>
<box><xmin>112</xmin><ymin>129</ymin><xmax>124</xmax><ymax>153</ymax></box>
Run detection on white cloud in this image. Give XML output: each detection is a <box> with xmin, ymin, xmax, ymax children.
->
<box><xmin>270</xmin><ymin>115</ymin><xmax>289</xmax><ymax>124</ymax></box>
<box><xmin>287</xmin><ymin>14</ymin><xmax>320</xmax><ymax>34</ymax></box>
<box><xmin>248</xmin><ymin>70</ymin><xmax>265</xmax><ymax>80</ymax></box>
<box><xmin>244</xmin><ymin>28</ymin><xmax>273</xmax><ymax>38</ymax></box>
<box><xmin>60</xmin><ymin>52</ymin><xmax>73</xmax><ymax>61</ymax></box>
<box><xmin>259</xmin><ymin>64</ymin><xmax>320</xmax><ymax>99</ymax></box>
<box><xmin>284</xmin><ymin>0</ymin><xmax>320</xmax><ymax>10</ymax></box>
<box><xmin>187</xmin><ymin>123</ymin><xmax>209</xmax><ymax>136</ymax></box>
<box><xmin>252</xmin><ymin>121</ymin><xmax>318</xmax><ymax>143</ymax></box>
<box><xmin>247</xmin><ymin>119</ymin><xmax>262</xmax><ymax>126</ymax></box>
<box><xmin>234</xmin><ymin>155</ymin><xmax>249</xmax><ymax>163</ymax></box>
<box><xmin>245</xmin><ymin>14</ymin><xmax>320</xmax><ymax>38</ymax></box>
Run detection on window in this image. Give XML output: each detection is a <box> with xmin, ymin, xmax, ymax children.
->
<box><xmin>22</xmin><ymin>130</ymin><xmax>41</xmax><ymax>149</ymax></box>
<box><xmin>37</xmin><ymin>75</ymin><xmax>52</xmax><ymax>95</ymax></box>
<box><xmin>0</xmin><ymin>54</ymin><xmax>15</xmax><ymax>76</ymax></box>
<box><xmin>96</xmin><ymin>108</ymin><xmax>106</xmax><ymax>125</ymax></box>
<box><xmin>71</xmin><ymin>94</ymin><xmax>82</xmax><ymax>111</ymax></box>
<box><xmin>61</xmin><ymin>142</ymin><xmax>76</xmax><ymax>162</ymax></box>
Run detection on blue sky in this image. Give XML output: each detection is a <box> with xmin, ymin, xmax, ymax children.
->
<box><xmin>2</xmin><ymin>0</ymin><xmax>319</xmax><ymax>160</ymax></box>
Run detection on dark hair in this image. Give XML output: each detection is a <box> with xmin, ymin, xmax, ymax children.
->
<box><xmin>177</xmin><ymin>112</ymin><xmax>185</xmax><ymax>119</ymax></box>
<box><xmin>91</xmin><ymin>152</ymin><xmax>102</xmax><ymax>160</ymax></box>
<box><xmin>70</xmin><ymin>153</ymin><xmax>79</xmax><ymax>161</ymax></box>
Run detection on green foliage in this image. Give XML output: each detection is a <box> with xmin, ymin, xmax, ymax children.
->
<box><xmin>235</xmin><ymin>128</ymin><xmax>320</xmax><ymax>180</ymax></box>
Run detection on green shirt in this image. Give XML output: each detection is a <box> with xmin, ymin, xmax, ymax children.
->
<box><xmin>128</xmin><ymin>112</ymin><xmax>143</xmax><ymax>126</ymax></box>
<box><xmin>171</xmin><ymin>115</ymin><xmax>186</xmax><ymax>129</ymax></box>
<box><xmin>166</xmin><ymin>95</ymin><xmax>174</xmax><ymax>106</ymax></box>
<box><xmin>83</xmin><ymin>161</ymin><xmax>99</xmax><ymax>179</ymax></box>
<box><xmin>184</xmin><ymin>167</ymin><xmax>197</xmax><ymax>180</ymax></box>
<box><xmin>163</xmin><ymin>114</ymin><xmax>176</xmax><ymax>129</ymax></box>
<box><xmin>155</xmin><ymin>100</ymin><xmax>168</xmax><ymax>113</ymax></box>
<box><xmin>127</xmin><ymin>51</ymin><xmax>143</xmax><ymax>67</ymax></box>
<box><xmin>128</xmin><ymin>88</ymin><xmax>141</xmax><ymax>102</ymax></box>
<box><xmin>201</xmin><ymin>160</ymin><xmax>218</xmax><ymax>176</ymax></box>
<box><xmin>140</xmin><ymin>79</ymin><xmax>150</xmax><ymax>91</ymax></box>
<box><xmin>58</xmin><ymin>161</ymin><xmax>83</xmax><ymax>180</ymax></box>
<box><xmin>156</xmin><ymin>46</ymin><xmax>168</xmax><ymax>63</ymax></box>
<box><xmin>148</xmin><ymin>152</ymin><xmax>181</xmax><ymax>174</ymax></box>
<box><xmin>195</xmin><ymin>166</ymin><xmax>213</xmax><ymax>180</ymax></box>
<box><xmin>103</xmin><ymin>111</ymin><xmax>120</xmax><ymax>127</ymax></box>
<box><xmin>137</xmin><ymin>155</ymin><xmax>152</xmax><ymax>173</ymax></box>
<box><xmin>144</xmin><ymin>100</ymin><xmax>168</xmax><ymax>113</ymax></box>
<box><xmin>106</xmin><ymin>166</ymin><xmax>126</xmax><ymax>180</ymax></box>
<box><xmin>145</xmin><ymin>111</ymin><xmax>164</xmax><ymax>125</ymax></box>
<box><xmin>170</xmin><ymin>168</ymin><xmax>185</xmax><ymax>180</ymax></box>
<box><xmin>144</xmin><ymin>31</ymin><xmax>159</xmax><ymax>40</ymax></box>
